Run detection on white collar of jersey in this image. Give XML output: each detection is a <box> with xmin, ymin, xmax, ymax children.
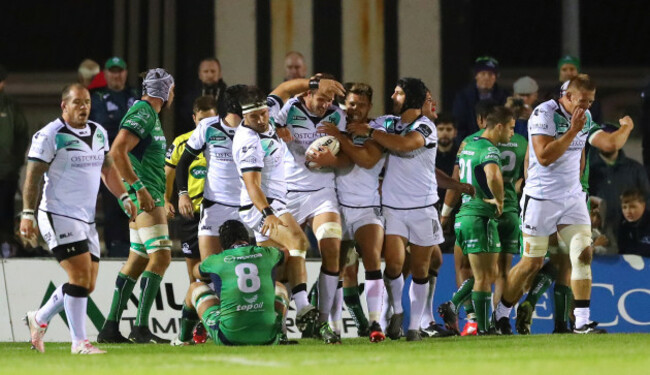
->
<box><xmin>220</xmin><ymin>118</ymin><xmax>237</xmax><ymax>131</ymax></box>
<box><xmin>62</xmin><ymin>121</ymin><xmax>91</xmax><ymax>136</ymax></box>
<box><xmin>557</xmin><ymin>100</ymin><xmax>572</xmax><ymax>120</ymax></box>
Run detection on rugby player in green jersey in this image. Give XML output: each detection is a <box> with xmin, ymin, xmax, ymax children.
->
<box><xmin>98</xmin><ymin>68</ymin><xmax>175</xmax><ymax>344</ymax></box>
<box><xmin>172</xmin><ymin>220</ymin><xmax>291</xmax><ymax>346</ymax></box>
<box><xmin>449</xmin><ymin>107</ymin><xmax>515</xmax><ymax>334</ymax></box>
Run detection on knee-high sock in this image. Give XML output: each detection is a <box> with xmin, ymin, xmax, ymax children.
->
<box><xmin>420</xmin><ymin>270</ymin><xmax>438</xmax><ymax>328</ymax></box>
<box><xmin>451</xmin><ymin>277</ymin><xmax>474</xmax><ymax>311</ymax></box>
<box><xmin>554</xmin><ymin>284</ymin><xmax>573</xmax><ymax>326</ymax></box>
<box><xmin>105</xmin><ymin>273</ymin><xmax>137</xmax><ymax>324</ymax></box>
<box><xmin>408</xmin><ymin>277</ymin><xmax>429</xmax><ymax>331</ymax></box>
<box><xmin>574</xmin><ymin>299</ymin><xmax>590</xmax><ymax>329</ymax></box>
<box><xmin>318</xmin><ymin>269</ymin><xmax>339</xmax><ymax>322</ymax></box>
<box><xmin>329</xmin><ymin>281</ymin><xmax>343</xmax><ymax>334</ymax></box>
<box><xmin>178</xmin><ymin>303</ymin><xmax>199</xmax><ymax>342</ymax></box>
<box><xmin>36</xmin><ymin>283</ymin><xmax>66</xmax><ymax>324</ymax></box>
<box><xmin>292</xmin><ymin>283</ymin><xmax>310</xmax><ymax>312</ymax></box>
<box><xmin>472</xmin><ymin>291</ymin><xmax>492</xmax><ymax>333</ymax></box>
<box><xmin>380</xmin><ymin>286</ymin><xmax>391</xmax><ymax>331</ymax></box>
<box><xmin>63</xmin><ymin>284</ymin><xmax>88</xmax><ymax>344</ymax></box>
<box><xmin>525</xmin><ymin>262</ymin><xmax>557</xmax><ymax>306</ymax></box>
<box><xmin>135</xmin><ymin>271</ymin><xmax>162</xmax><ymax>327</ymax></box>
<box><xmin>364</xmin><ymin>270</ymin><xmax>384</xmax><ymax>324</ymax></box>
<box><xmin>383</xmin><ymin>273</ymin><xmax>404</xmax><ymax>315</ymax></box>
<box><xmin>343</xmin><ymin>286</ymin><xmax>368</xmax><ymax>331</ymax></box>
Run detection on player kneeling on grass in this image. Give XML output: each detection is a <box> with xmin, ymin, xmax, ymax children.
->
<box><xmin>172</xmin><ymin>220</ymin><xmax>292</xmax><ymax>346</ymax></box>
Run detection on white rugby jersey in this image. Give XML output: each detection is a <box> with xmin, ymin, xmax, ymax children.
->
<box><xmin>233</xmin><ymin>121</ymin><xmax>287</xmax><ymax>207</ymax></box>
<box><xmin>524</xmin><ymin>99</ymin><xmax>602</xmax><ymax>200</ymax></box>
<box><xmin>380</xmin><ymin>115</ymin><xmax>439</xmax><ymax>209</ymax></box>
<box><xmin>27</xmin><ymin>118</ymin><xmax>109</xmax><ymax>223</ymax></box>
<box><xmin>273</xmin><ymin>97</ymin><xmax>347</xmax><ymax>191</ymax></box>
<box><xmin>335</xmin><ymin>118</ymin><xmax>387</xmax><ymax>207</ymax></box>
<box><xmin>186</xmin><ymin>115</ymin><xmax>240</xmax><ymax>206</ymax></box>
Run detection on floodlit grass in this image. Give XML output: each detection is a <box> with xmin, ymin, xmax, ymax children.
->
<box><xmin>1</xmin><ymin>334</ymin><xmax>648</xmax><ymax>375</ymax></box>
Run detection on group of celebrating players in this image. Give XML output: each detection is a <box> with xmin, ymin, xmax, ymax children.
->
<box><xmin>20</xmin><ymin>64</ymin><xmax>634</xmax><ymax>353</ymax></box>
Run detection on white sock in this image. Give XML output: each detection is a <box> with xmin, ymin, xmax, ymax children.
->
<box><xmin>408</xmin><ymin>279</ymin><xmax>429</xmax><ymax>331</ymax></box>
<box><xmin>495</xmin><ymin>301</ymin><xmax>513</xmax><ymax>320</ymax></box>
<box><xmin>384</xmin><ymin>274</ymin><xmax>404</xmax><ymax>315</ymax></box>
<box><xmin>36</xmin><ymin>284</ymin><xmax>65</xmax><ymax>324</ymax></box>
<box><xmin>365</xmin><ymin>278</ymin><xmax>384</xmax><ymax>324</ymax></box>
<box><xmin>329</xmin><ymin>283</ymin><xmax>343</xmax><ymax>334</ymax></box>
<box><xmin>575</xmin><ymin>307</ymin><xmax>590</xmax><ymax>329</ymax></box>
<box><xmin>380</xmin><ymin>287</ymin><xmax>391</xmax><ymax>331</ymax></box>
<box><xmin>318</xmin><ymin>271</ymin><xmax>339</xmax><ymax>322</ymax></box>
<box><xmin>64</xmin><ymin>294</ymin><xmax>88</xmax><ymax>344</ymax></box>
<box><xmin>420</xmin><ymin>275</ymin><xmax>437</xmax><ymax>329</ymax></box>
<box><xmin>293</xmin><ymin>290</ymin><xmax>309</xmax><ymax>312</ymax></box>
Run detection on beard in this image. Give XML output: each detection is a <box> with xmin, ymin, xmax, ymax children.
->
<box><xmin>392</xmin><ymin>100</ymin><xmax>402</xmax><ymax>115</ymax></box>
<box><xmin>438</xmin><ymin>137</ymin><xmax>452</xmax><ymax>147</ymax></box>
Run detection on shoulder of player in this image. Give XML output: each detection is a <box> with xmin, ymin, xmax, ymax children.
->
<box><xmin>266</xmin><ymin>94</ymin><xmax>283</xmax><ymax>108</ymax></box>
<box><xmin>232</xmin><ymin>125</ymin><xmax>260</xmax><ymax>145</ymax></box>
<box><xmin>531</xmin><ymin>100</ymin><xmax>557</xmax><ymax>118</ymax></box>
<box><xmin>33</xmin><ymin>119</ymin><xmax>64</xmax><ymax>139</ymax></box>
<box><xmin>171</xmin><ymin>130</ymin><xmax>194</xmax><ymax>146</ymax></box>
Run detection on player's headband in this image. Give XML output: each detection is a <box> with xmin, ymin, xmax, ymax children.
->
<box><xmin>241</xmin><ymin>101</ymin><xmax>267</xmax><ymax>114</ymax></box>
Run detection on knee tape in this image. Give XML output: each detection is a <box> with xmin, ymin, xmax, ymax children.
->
<box><xmin>345</xmin><ymin>247</ymin><xmax>359</xmax><ymax>267</ymax></box>
<box><xmin>129</xmin><ymin>228</ymin><xmax>148</xmax><ymax>258</ymax></box>
<box><xmin>315</xmin><ymin>222</ymin><xmax>342</xmax><ymax>241</ymax></box>
<box><xmin>275</xmin><ymin>284</ymin><xmax>290</xmax><ymax>308</ymax></box>
<box><xmin>139</xmin><ymin>224</ymin><xmax>172</xmax><ymax>253</ymax></box>
<box><xmin>522</xmin><ymin>235</ymin><xmax>549</xmax><ymax>258</ymax></box>
<box><xmin>289</xmin><ymin>249</ymin><xmax>307</xmax><ymax>259</ymax></box>
<box><xmin>560</xmin><ymin>225</ymin><xmax>593</xmax><ymax>280</ymax></box>
<box><xmin>191</xmin><ymin>284</ymin><xmax>216</xmax><ymax>309</ymax></box>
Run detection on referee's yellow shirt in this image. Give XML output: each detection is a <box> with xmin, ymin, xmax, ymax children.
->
<box><xmin>165</xmin><ymin>131</ymin><xmax>206</xmax><ymax>213</ymax></box>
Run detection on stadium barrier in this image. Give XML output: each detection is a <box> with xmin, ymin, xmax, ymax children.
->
<box><xmin>1</xmin><ymin>254</ymin><xmax>648</xmax><ymax>342</ymax></box>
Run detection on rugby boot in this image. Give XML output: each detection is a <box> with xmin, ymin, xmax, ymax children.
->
<box><xmin>71</xmin><ymin>340</ymin><xmax>106</xmax><ymax>354</ymax></box>
<box><xmin>574</xmin><ymin>321</ymin><xmax>607</xmax><ymax>334</ymax></box>
<box><xmin>420</xmin><ymin>322</ymin><xmax>455</xmax><ymax>338</ymax></box>
<box><xmin>515</xmin><ymin>301</ymin><xmax>533</xmax><ymax>335</ymax></box>
<box><xmin>97</xmin><ymin>320</ymin><xmax>132</xmax><ymax>343</ymax></box>
<box><xmin>492</xmin><ymin>311</ymin><xmax>513</xmax><ymax>335</ymax></box>
<box><xmin>316</xmin><ymin>321</ymin><xmax>341</xmax><ymax>344</ymax></box>
<box><xmin>437</xmin><ymin>301</ymin><xmax>460</xmax><ymax>335</ymax></box>
<box><xmin>193</xmin><ymin>322</ymin><xmax>208</xmax><ymax>344</ymax></box>
<box><xmin>405</xmin><ymin>329</ymin><xmax>422</xmax><ymax>342</ymax></box>
<box><xmin>552</xmin><ymin>320</ymin><xmax>573</xmax><ymax>334</ymax></box>
<box><xmin>296</xmin><ymin>304</ymin><xmax>319</xmax><ymax>332</ymax></box>
<box><xmin>386</xmin><ymin>312</ymin><xmax>404</xmax><ymax>340</ymax></box>
<box><xmin>170</xmin><ymin>337</ymin><xmax>194</xmax><ymax>346</ymax></box>
<box><xmin>128</xmin><ymin>326</ymin><xmax>171</xmax><ymax>344</ymax></box>
<box><xmin>460</xmin><ymin>321</ymin><xmax>478</xmax><ymax>336</ymax></box>
<box><xmin>24</xmin><ymin>311</ymin><xmax>47</xmax><ymax>352</ymax></box>
<box><xmin>278</xmin><ymin>333</ymin><xmax>299</xmax><ymax>345</ymax></box>
<box><xmin>368</xmin><ymin>321</ymin><xmax>385</xmax><ymax>343</ymax></box>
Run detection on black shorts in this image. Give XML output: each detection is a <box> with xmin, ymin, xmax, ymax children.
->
<box><xmin>180</xmin><ymin>213</ymin><xmax>200</xmax><ymax>259</ymax></box>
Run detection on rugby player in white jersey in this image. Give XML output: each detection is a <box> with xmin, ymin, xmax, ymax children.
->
<box><xmin>318</xmin><ymin>82</ymin><xmax>387</xmax><ymax>342</ymax></box>
<box><xmin>348</xmin><ymin>78</ymin><xmax>472</xmax><ymax>341</ymax></box>
<box><xmin>274</xmin><ymin>76</ymin><xmax>351</xmax><ymax>343</ymax></box>
<box><xmin>22</xmin><ymin>83</ymin><xmax>136</xmax><ymax>354</ymax></box>
<box><xmin>493</xmin><ymin>74</ymin><xmax>633</xmax><ymax>334</ymax></box>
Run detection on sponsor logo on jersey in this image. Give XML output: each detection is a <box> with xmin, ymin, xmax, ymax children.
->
<box><xmin>64</xmin><ymin>140</ymin><xmax>80</xmax><ymax>147</ymax></box>
<box><xmin>59</xmin><ymin>232</ymin><xmax>73</xmax><ymax>239</ymax></box>
<box><xmin>209</xmin><ymin>135</ymin><xmax>227</xmax><ymax>142</ymax></box>
<box><xmin>243</xmin><ymin>294</ymin><xmax>259</xmax><ymax>303</ymax></box>
<box><xmin>154</xmin><ymin>135</ymin><xmax>166</xmax><ymax>142</ymax></box>
<box><xmin>223</xmin><ymin>253</ymin><xmax>262</xmax><ymax>263</ymax></box>
<box><xmin>190</xmin><ymin>166</ymin><xmax>207</xmax><ymax>179</ymax></box>
<box><xmin>292</xmin><ymin>115</ymin><xmax>307</xmax><ymax>121</ymax></box>
<box><xmin>236</xmin><ymin>302</ymin><xmax>264</xmax><ymax>312</ymax></box>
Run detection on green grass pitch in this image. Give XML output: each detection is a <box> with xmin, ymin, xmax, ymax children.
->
<box><xmin>1</xmin><ymin>334</ymin><xmax>648</xmax><ymax>375</ymax></box>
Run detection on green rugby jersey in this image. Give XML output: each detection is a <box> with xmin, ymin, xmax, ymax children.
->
<box><xmin>199</xmin><ymin>245</ymin><xmax>284</xmax><ymax>345</ymax></box>
<box><xmin>120</xmin><ymin>100</ymin><xmax>166</xmax><ymax>195</ymax></box>
<box><xmin>456</xmin><ymin>137</ymin><xmax>502</xmax><ymax>218</ymax></box>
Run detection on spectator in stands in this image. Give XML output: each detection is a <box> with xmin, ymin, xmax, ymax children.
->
<box><xmin>77</xmin><ymin>59</ymin><xmax>101</xmax><ymax>87</ymax></box>
<box><xmin>452</xmin><ymin>56</ymin><xmax>509</xmax><ymax>142</ymax></box>
<box><xmin>590</xmin><ymin>197</ymin><xmax>615</xmax><ymax>255</ymax></box>
<box><xmin>89</xmin><ymin>57</ymin><xmax>139</xmax><ymax>257</ymax></box>
<box><xmin>640</xmin><ymin>81</ymin><xmax>650</xmax><ymax>178</ymax></box>
<box><xmin>0</xmin><ymin>64</ymin><xmax>29</xmax><ymax>253</ymax></box>
<box><xmin>589</xmin><ymin>119</ymin><xmax>648</xmax><ymax>238</ymax></box>
<box><xmin>507</xmin><ymin>76</ymin><xmax>539</xmax><ymax>138</ymax></box>
<box><xmin>178</xmin><ymin>58</ymin><xmax>228</xmax><ymax>130</ymax></box>
<box><xmin>618</xmin><ymin>189</ymin><xmax>650</xmax><ymax>257</ymax></box>
<box><xmin>434</xmin><ymin>113</ymin><xmax>458</xmax><ymax>253</ymax></box>
<box><xmin>284</xmin><ymin>51</ymin><xmax>307</xmax><ymax>81</ymax></box>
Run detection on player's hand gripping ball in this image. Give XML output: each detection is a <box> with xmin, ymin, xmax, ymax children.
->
<box><xmin>305</xmin><ymin>135</ymin><xmax>340</xmax><ymax>170</ymax></box>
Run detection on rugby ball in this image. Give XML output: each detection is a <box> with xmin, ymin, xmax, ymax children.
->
<box><xmin>305</xmin><ymin>135</ymin><xmax>341</xmax><ymax>169</ymax></box>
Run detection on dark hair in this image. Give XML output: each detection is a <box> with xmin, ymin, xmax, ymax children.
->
<box><xmin>239</xmin><ymin>85</ymin><xmax>267</xmax><ymax>114</ymax></box>
<box><xmin>485</xmin><ymin>106</ymin><xmax>514</xmax><ymax>129</ymax></box>
<box><xmin>621</xmin><ymin>189</ymin><xmax>646</xmax><ymax>204</ymax></box>
<box><xmin>224</xmin><ymin>84</ymin><xmax>249</xmax><ymax>117</ymax></box>
<box><xmin>199</xmin><ymin>57</ymin><xmax>221</xmax><ymax>69</ymax></box>
<box><xmin>396</xmin><ymin>77</ymin><xmax>428</xmax><ymax>112</ymax></box>
<box><xmin>192</xmin><ymin>95</ymin><xmax>218</xmax><ymax>114</ymax></box>
<box><xmin>568</xmin><ymin>73</ymin><xmax>596</xmax><ymax>92</ymax></box>
<box><xmin>61</xmin><ymin>83</ymin><xmax>88</xmax><ymax>102</ymax></box>
<box><xmin>435</xmin><ymin>113</ymin><xmax>455</xmax><ymax>127</ymax></box>
<box><xmin>219</xmin><ymin>220</ymin><xmax>250</xmax><ymax>249</ymax></box>
<box><xmin>475</xmin><ymin>99</ymin><xmax>498</xmax><ymax>121</ymax></box>
<box><xmin>345</xmin><ymin>82</ymin><xmax>373</xmax><ymax>103</ymax></box>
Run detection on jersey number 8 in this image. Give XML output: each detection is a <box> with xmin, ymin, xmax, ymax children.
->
<box><xmin>234</xmin><ymin>263</ymin><xmax>261</xmax><ymax>293</ymax></box>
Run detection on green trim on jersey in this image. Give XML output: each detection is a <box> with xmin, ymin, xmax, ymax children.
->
<box><xmin>120</xmin><ymin>101</ymin><xmax>166</xmax><ymax>197</ymax></box>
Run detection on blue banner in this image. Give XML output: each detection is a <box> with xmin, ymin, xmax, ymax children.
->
<box><xmin>402</xmin><ymin>254</ymin><xmax>650</xmax><ymax>333</ymax></box>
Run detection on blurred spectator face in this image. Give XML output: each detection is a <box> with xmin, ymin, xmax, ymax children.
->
<box><xmin>421</xmin><ymin>91</ymin><xmax>437</xmax><ymax>120</ymax></box>
<box><xmin>305</xmin><ymin>90</ymin><xmax>333</xmax><ymax>117</ymax></box>
<box><xmin>622</xmin><ymin>198</ymin><xmax>645</xmax><ymax>223</ymax></box>
<box><xmin>515</xmin><ymin>91</ymin><xmax>538</xmax><ymax>107</ymax></box>
<box><xmin>475</xmin><ymin>71</ymin><xmax>496</xmax><ymax>91</ymax></box>
<box><xmin>345</xmin><ymin>93</ymin><xmax>371</xmax><ymax>123</ymax></box>
<box><xmin>199</xmin><ymin>60</ymin><xmax>221</xmax><ymax>85</ymax></box>
<box><xmin>391</xmin><ymin>86</ymin><xmax>406</xmax><ymax>114</ymax></box>
<box><xmin>559</xmin><ymin>63</ymin><xmax>579</xmax><ymax>82</ymax></box>
<box><xmin>193</xmin><ymin>109</ymin><xmax>217</xmax><ymax>126</ymax></box>
<box><xmin>78</xmin><ymin>59</ymin><xmax>100</xmax><ymax>87</ymax></box>
<box><xmin>105</xmin><ymin>67</ymin><xmax>127</xmax><ymax>91</ymax></box>
<box><xmin>284</xmin><ymin>53</ymin><xmax>307</xmax><ymax>80</ymax></box>
<box><xmin>436</xmin><ymin>122</ymin><xmax>456</xmax><ymax>148</ymax></box>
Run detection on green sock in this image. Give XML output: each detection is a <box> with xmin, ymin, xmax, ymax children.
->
<box><xmin>471</xmin><ymin>291</ymin><xmax>492</xmax><ymax>333</ymax></box>
<box><xmin>525</xmin><ymin>263</ymin><xmax>557</xmax><ymax>306</ymax></box>
<box><xmin>106</xmin><ymin>272</ymin><xmax>137</xmax><ymax>323</ymax></box>
<box><xmin>463</xmin><ymin>300</ymin><xmax>476</xmax><ymax>320</ymax></box>
<box><xmin>135</xmin><ymin>270</ymin><xmax>163</xmax><ymax>327</ymax></box>
<box><xmin>343</xmin><ymin>287</ymin><xmax>369</xmax><ymax>330</ymax></box>
<box><xmin>554</xmin><ymin>284</ymin><xmax>573</xmax><ymax>326</ymax></box>
<box><xmin>451</xmin><ymin>277</ymin><xmax>474</xmax><ymax>310</ymax></box>
<box><xmin>308</xmin><ymin>281</ymin><xmax>318</xmax><ymax>306</ymax></box>
<box><xmin>178</xmin><ymin>303</ymin><xmax>199</xmax><ymax>342</ymax></box>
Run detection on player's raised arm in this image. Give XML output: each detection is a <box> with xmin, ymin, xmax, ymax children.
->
<box><xmin>270</xmin><ymin>75</ymin><xmax>345</xmax><ymax>104</ymax></box>
<box><xmin>589</xmin><ymin>116</ymin><xmax>634</xmax><ymax>153</ymax></box>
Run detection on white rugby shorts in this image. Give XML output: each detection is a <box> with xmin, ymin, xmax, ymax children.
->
<box><xmin>286</xmin><ymin>188</ymin><xmax>340</xmax><ymax>225</ymax></box>
<box><xmin>383</xmin><ymin>205</ymin><xmax>444</xmax><ymax>247</ymax></box>
<box><xmin>340</xmin><ymin>205</ymin><xmax>384</xmax><ymax>241</ymax></box>
<box><xmin>520</xmin><ymin>192</ymin><xmax>590</xmax><ymax>236</ymax></box>
<box><xmin>239</xmin><ymin>198</ymin><xmax>289</xmax><ymax>242</ymax></box>
<box><xmin>37</xmin><ymin>210</ymin><xmax>100</xmax><ymax>259</ymax></box>
<box><xmin>199</xmin><ymin>200</ymin><xmax>242</xmax><ymax>237</ymax></box>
